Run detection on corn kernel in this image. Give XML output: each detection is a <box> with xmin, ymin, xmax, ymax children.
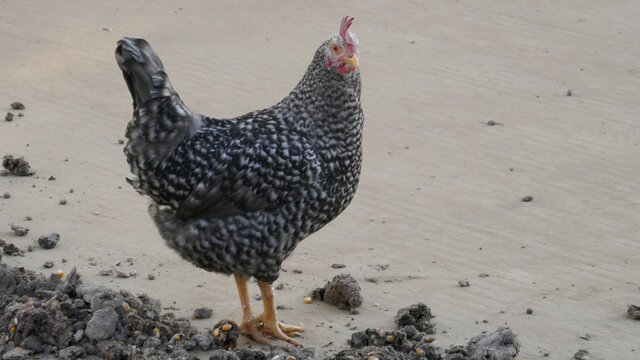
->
<box><xmin>227</xmin><ymin>343</ymin><xmax>233</xmax><ymax>350</ymax></box>
<box><xmin>222</xmin><ymin>323</ymin><xmax>232</xmax><ymax>331</ymax></box>
<box><xmin>426</xmin><ymin>337</ymin><xmax>435</xmax><ymax>343</ymax></box>
<box><xmin>10</xmin><ymin>327</ymin><xmax>16</xmax><ymax>332</ymax></box>
<box><xmin>123</xmin><ymin>303</ymin><xmax>131</xmax><ymax>311</ymax></box>
<box><xmin>213</xmin><ymin>328</ymin><xmax>220</xmax><ymax>337</ymax></box>
<box><xmin>173</xmin><ymin>334</ymin><xmax>181</xmax><ymax>340</ymax></box>
<box><xmin>386</xmin><ymin>335</ymin><xmax>395</xmax><ymax>342</ymax></box>
<box><xmin>304</xmin><ymin>297</ymin><xmax>312</xmax><ymax>304</ymax></box>
<box><xmin>57</xmin><ymin>269</ymin><xmax>64</xmax><ymax>278</ymax></box>
<box><xmin>287</xmin><ymin>357</ymin><xmax>296</xmax><ymax>360</ymax></box>
<box><xmin>373</xmin><ymin>302</ymin><xmax>379</xmax><ymax>307</ymax></box>
<box><xmin>415</xmin><ymin>348</ymin><xmax>424</xmax><ymax>354</ymax></box>
<box><xmin>153</xmin><ymin>328</ymin><xmax>160</xmax><ymax>337</ymax></box>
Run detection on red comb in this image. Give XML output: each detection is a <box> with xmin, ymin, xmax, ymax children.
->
<box><xmin>340</xmin><ymin>16</ymin><xmax>356</xmax><ymax>53</ymax></box>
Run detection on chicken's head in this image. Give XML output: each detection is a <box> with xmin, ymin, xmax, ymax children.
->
<box><xmin>326</xmin><ymin>16</ymin><xmax>359</xmax><ymax>74</ymax></box>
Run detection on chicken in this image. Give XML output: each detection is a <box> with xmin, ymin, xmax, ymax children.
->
<box><xmin>115</xmin><ymin>16</ymin><xmax>363</xmax><ymax>345</ymax></box>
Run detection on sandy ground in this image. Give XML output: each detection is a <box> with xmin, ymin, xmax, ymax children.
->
<box><xmin>1</xmin><ymin>1</ymin><xmax>640</xmax><ymax>359</ymax></box>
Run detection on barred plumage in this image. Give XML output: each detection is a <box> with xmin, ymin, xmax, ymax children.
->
<box><xmin>116</xmin><ymin>17</ymin><xmax>363</xmax><ymax>345</ymax></box>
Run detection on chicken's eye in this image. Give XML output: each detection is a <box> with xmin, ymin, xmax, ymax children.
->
<box><xmin>331</xmin><ymin>44</ymin><xmax>341</xmax><ymax>54</ymax></box>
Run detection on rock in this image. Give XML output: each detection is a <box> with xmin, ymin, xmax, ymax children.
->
<box><xmin>458</xmin><ymin>280</ymin><xmax>470</xmax><ymax>287</ymax></box>
<box><xmin>10</xmin><ymin>102</ymin><xmax>25</xmax><ymax>110</ymax></box>
<box><xmin>209</xmin><ymin>350</ymin><xmax>240</xmax><ymax>360</ymax></box>
<box><xmin>573</xmin><ymin>349</ymin><xmax>590</xmax><ymax>360</ymax></box>
<box><xmin>2</xmin><ymin>155</ymin><xmax>34</xmax><ymax>176</ymax></box>
<box><xmin>3</xmin><ymin>192</ymin><xmax>10</xmax><ymax>199</ymax></box>
<box><xmin>192</xmin><ymin>333</ymin><xmax>213</xmax><ymax>351</ymax></box>
<box><xmin>269</xmin><ymin>345</ymin><xmax>315</xmax><ymax>359</ymax></box>
<box><xmin>466</xmin><ymin>326</ymin><xmax>520</xmax><ymax>360</ymax></box>
<box><xmin>313</xmin><ymin>273</ymin><xmax>363</xmax><ymax>311</ymax></box>
<box><xmin>37</xmin><ymin>233</ymin><xmax>60</xmax><ymax>249</ymax></box>
<box><xmin>76</xmin><ymin>282</ymin><xmax>108</xmax><ymax>303</ymax></box>
<box><xmin>192</xmin><ymin>307</ymin><xmax>213</xmax><ymax>319</ymax></box>
<box><xmin>628</xmin><ymin>304</ymin><xmax>640</xmax><ymax>320</ymax></box>
<box><xmin>58</xmin><ymin>345</ymin><xmax>85</xmax><ymax>360</ymax></box>
<box><xmin>2</xmin><ymin>348</ymin><xmax>32</xmax><ymax>359</ymax></box>
<box><xmin>331</xmin><ymin>263</ymin><xmax>346</xmax><ymax>269</ymax></box>
<box><xmin>3</xmin><ymin>243</ymin><xmax>24</xmax><ymax>256</ymax></box>
<box><xmin>212</xmin><ymin>319</ymin><xmax>239</xmax><ymax>349</ymax></box>
<box><xmin>85</xmin><ymin>307</ymin><xmax>119</xmax><ymax>341</ymax></box>
<box><xmin>395</xmin><ymin>303</ymin><xmax>436</xmax><ymax>334</ymax></box>
<box><xmin>5</xmin><ymin>112</ymin><xmax>14</xmax><ymax>121</ymax></box>
<box><xmin>97</xmin><ymin>340</ymin><xmax>135</xmax><ymax>360</ymax></box>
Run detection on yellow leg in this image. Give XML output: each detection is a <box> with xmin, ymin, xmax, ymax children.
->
<box><xmin>257</xmin><ymin>280</ymin><xmax>306</xmax><ymax>346</ymax></box>
<box><xmin>234</xmin><ymin>274</ymin><xmax>270</xmax><ymax>344</ymax></box>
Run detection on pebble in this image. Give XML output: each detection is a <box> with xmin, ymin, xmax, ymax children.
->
<box><xmin>43</xmin><ymin>261</ymin><xmax>55</xmax><ymax>268</ymax></box>
<box><xmin>5</xmin><ymin>112</ymin><xmax>14</xmax><ymax>121</ymax></box>
<box><xmin>37</xmin><ymin>233</ymin><xmax>60</xmax><ymax>249</ymax></box>
<box><xmin>99</xmin><ymin>269</ymin><xmax>112</xmax><ymax>276</ymax></box>
<box><xmin>566</xmin><ymin>90</ymin><xmax>573</xmax><ymax>96</ymax></box>
<box><xmin>526</xmin><ymin>308</ymin><xmax>533</xmax><ymax>315</ymax></box>
<box><xmin>3</xmin><ymin>192</ymin><xmax>10</xmax><ymax>198</ymax></box>
<box><xmin>521</xmin><ymin>195</ymin><xmax>533</xmax><ymax>202</ymax></box>
<box><xmin>331</xmin><ymin>263</ymin><xmax>346</xmax><ymax>269</ymax></box>
<box><xmin>458</xmin><ymin>280</ymin><xmax>470</xmax><ymax>287</ymax></box>
<box><xmin>10</xmin><ymin>101</ymin><xmax>25</xmax><ymax>110</ymax></box>
<box><xmin>579</xmin><ymin>333</ymin><xmax>591</xmax><ymax>340</ymax></box>
<box><xmin>192</xmin><ymin>307</ymin><xmax>213</xmax><ymax>319</ymax></box>
<box><xmin>147</xmin><ymin>274</ymin><xmax>155</xmax><ymax>280</ymax></box>
<box><xmin>573</xmin><ymin>349</ymin><xmax>590</xmax><ymax>360</ymax></box>
<box><xmin>59</xmin><ymin>199</ymin><xmax>67</xmax><ymax>205</ymax></box>
<box><xmin>115</xmin><ymin>268</ymin><xmax>130</xmax><ymax>278</ymax></box>
<box><xmin>10</xmin><ymin>224</ymin><xmax>29</xmax><ymax>236</ymax></box>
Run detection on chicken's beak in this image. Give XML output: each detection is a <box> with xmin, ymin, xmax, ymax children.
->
<box><xmin>343</xmin><ymin>55</ymin><xmax>359</xmax><ymax>69</ymax></box>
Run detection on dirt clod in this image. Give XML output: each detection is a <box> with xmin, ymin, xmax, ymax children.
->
<box><xmin>2</xmin><ymin>155</ymin><xmax>35</xmax><ymax>176</ymax></box>
<box><xmin>573</xmin><ymin>349</ymin><xmax>590</xmax><ymax>360</ymax></box>
<box><xmin>628</xmin><ymin>304</ymin><xmax>640</xmax><ymax>320</ymax></box>
<box><xmin>3</xmin><ymin>243</ymin><xmax>24</xmax><ymax>256</ymax></box>
<box><xmin>521</xmin><ymin>196</ymin><xmax>533</xmax><ymax>202</ymax></box>
<box><xmin>458</xmin><ymin>280</ymin><xmax>470</xmax><ymax>287</ymax></box>
<box><xmin>10</xmin><ymin>224</ymin><xmax>29</xmax><ymax>236</ymax></box>
<box><xmin>211</xmin><ymin>319</ymin><xmax>239</xmax><ymax>349</ymax></box>
<box><xmin>395</xmin><ymin>303</ymin><xmax>436</xmax><ymax>334</ymax></box>
<box><xmin>5</xmin><ymin>112</ymin><xmax>14</xmax><ymax>121</ymax></box>
<box><xmin>0</xmin><ymin>263</ymin><xmax>204</xmax><ymax>359</ymax></box>
<box><xmin>312</xmin><ymin>274</ymin><xmax>363</xmax><ymax>312</ymax></box>
<box><xmin>10</xmin><ymin>102</ymin><xmax>25</xmax><ymax>110</ymax></box>
<box><xmin>3</xmin><ymin>192</ymin><xmax>10</xmax><ymax>199</ymax></box>
<box><xmin>331</xmin><ymin>263</ymin><xmax>346</xmax><ymax>269</ymax></box>
<box><xmin>192</xmin><ymin>307</ymin><xmax>213</xmax><ymax>319</ymax></box>
<box><xmin>37</xmin><ymin>233</ymin><xmax>60</xmax><ymax>249</ymax></box>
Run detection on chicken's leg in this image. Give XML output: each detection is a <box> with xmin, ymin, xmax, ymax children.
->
<box><xmin>234</xmin><ymin>274</ymin><xmax>270</xmax><ymax>344</ymax></box>
<box><xmin>256</xmin><ymin>280</ymin><xmax>305</xmax><ymax>346</ymax></box>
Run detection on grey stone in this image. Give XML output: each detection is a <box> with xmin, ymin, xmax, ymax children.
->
<box><xmin>76</xmin><ymin>282</ymin><xmax>108</xmax><ymax>303</ymax></box>
<box><xmin>466</xmin><ymin>326</ymin><xmax>521</xmax><ymax>360</ymax></box>
<box><xmin>85</xmin><ymin>307</ymin><xmax>119</xmax><ymax>341</ymax></box>
<box><xmin>58</xmin><ymin>346</ymin><xmax>85</xmax><ymax>360</ymax></box>
<box><xmin>2</xmin><ymin>348</ymin><xmax>32</xmax><ymax>359</ymax></box>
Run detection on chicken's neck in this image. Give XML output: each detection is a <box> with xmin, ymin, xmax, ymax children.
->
<box><xmin>275</xmin><ymin>46</ymin><xmax>363</xmax><ymax>165</ymax></box>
